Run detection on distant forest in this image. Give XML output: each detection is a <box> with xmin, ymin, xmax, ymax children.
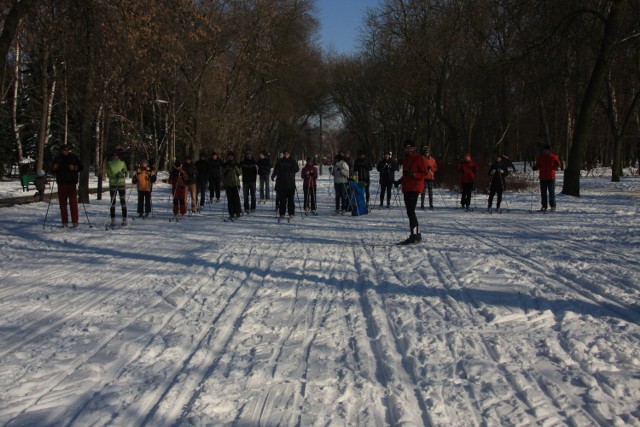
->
<box><xmin>1</xmin><ymin>0</ymin><xmax>638</xmax><ymax>200</ymax></box>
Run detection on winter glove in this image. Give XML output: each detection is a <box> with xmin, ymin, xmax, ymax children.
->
<box><xmin>403</xmin><ymin>170</ymin><xmax>414</xmax><ymax>178</ymax></box>
<box><xmin>393</xmin><ymin>180</ymin><xmax>401</xmax><ymax>188</ymax></box>
<box><xmin>427</xmin><ymin>167</ymin><xmax>432</xmax><ymax>171</ymax></box>
<box><xmin>68</xmin><ymin>164</ymin><xmax>77</xmax><ymax>171</ymax></box>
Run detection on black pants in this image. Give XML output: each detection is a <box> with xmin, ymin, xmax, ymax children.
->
<box><xmin>380</xmin><ymin>182</ymin><xmax>392</xmax><ymax>206</ymax></box>
<box><xmin>109</xmin><ymin>187</ymin><xmax>127</xmax><ymax>219</ymax></box>
<box><xmin>243</xmin><ymin>181</ymin><xmax>257</xmax><ymax>211</ymax></box>
<box><xmin>303</xmin><ymin>186</ymin><xmax>317</xmax><ymax>211</ymax></box>
<box><xmin>137</xmin><ymin>191</ymin><xmax>152</xmax><ymax>215</ymax></box>
<box><xmin>209</xmin><ymin>177</ymin><xmax>221</xmax><ymax>200</ymax></box>
<box><xmin>197</xmin><ymin>177</ymin><xmax>208</xmax><ymax>206</ymax></box>
<box><xmin>225</xmin><ymin>186</ymin><xmax>242</xmax><ymax>217</ymax></box>
<box><xmin>278</xmin><ymin>188</ymin><xmax>295</xmax><ymax>217</ymax></box>
<box><xmin>421</xmin><ymin>180</ymin><xmax>434</xmax><ymax>207</ymax></box>
<box><xmin>404</xmin><ymin>192</ymin><xmax>419</xmax><ymax>234</ymax></box>
<box><xmin>461</xmin><ymin>183</ymin><xmax>473</xmax><ymax>207</ymax></box>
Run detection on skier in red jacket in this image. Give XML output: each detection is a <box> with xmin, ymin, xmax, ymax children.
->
<box><xmin>457</xmin><ymin>152</ymin><xmax>480</xmax><ymax>211</ymax></box>
<box><xmin>532</xmin><ymin>144</ymin><xmax>561</xmax><ymax>211</ymax></box>
<box><xmin>394</xmin><ymin>140</ymin><xmax>429</xmax><ymax>244</ymax></box>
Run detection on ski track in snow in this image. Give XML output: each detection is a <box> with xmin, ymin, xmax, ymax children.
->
<box><xmin>0</xmin><ymin>172</ymin><xmax>640</xmax><ymax>426</ymax></box>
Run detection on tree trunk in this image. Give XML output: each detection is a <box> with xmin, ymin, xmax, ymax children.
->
<box><xmin>36</xmin><ymin>50</ymin><xmax>55</xmax><ymax>173</ymax></box>
<box><xmin>12</xmin><ymin>41</ymin><xmax>23</xmax><ymax>164</ymax></box>
<box><xmin>562</xmin><ymin>0</ymin><xmax>624</xmax><ymax>196</ymax></box>
<box><xmin>0</xmin><ymin>0</ymin><xmax>36</xmax><ymax>85</ymax></box>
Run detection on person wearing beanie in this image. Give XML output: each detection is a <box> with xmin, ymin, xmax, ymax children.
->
<box><xmin>105</xmin><ymin>151</ymin><xmax>129</xmax><ymax>227</ymax></box>
<box><xmin>376</xmin><ymin>151</ymin><xmax>398</xmax><ymax>208</ymax></box>
<box><xmin>301</xmin><ymin>157</ymin><xmax>319</xmax><ymax>214</ymax></box>
<box><xmin>487</xmin><ymin>154</ymin><xmax>509</xmax><ymax>213</ymax></box>
<box><xmin>532</xmin><ymin>144</ymin><xmax>561</xmax><ymax>211</ymax></box>
<box><xmin>420</xmin><ymin>146</ymin><xmax>438</xmax><ymax>210</ymax></box>
<box><xmin>50</xmin><ymin>144</ymin><xmax>83</xmax><ymax>227</ymax></box>
<box><xmin>394</xmin><ymin>140</ymin><xmax>429</xmax><ymax>244</ymax></box>
<box><xmin>208</xmin><ymin>152</ymin><xmax>223</xmax><ymax>203</ymax></box>
<box><xmin>457</xmin><ymin>152</ymin><xmax>479</xmax><ymax>211</ymax></box>
<box><xmin>133</xmin><ymin>159</ymin><xmax>157</xmax><ymax>218</ymax></box>
<box><xmin>221</xmin><ymin>151</ymin><xmax>242</xmax><ymax>219</ymax></box>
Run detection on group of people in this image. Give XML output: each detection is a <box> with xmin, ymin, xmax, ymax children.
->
<box><xmin>47</xmin><ymin>142</ymin><xmax>561</xmax><ymax>239</ymax></box>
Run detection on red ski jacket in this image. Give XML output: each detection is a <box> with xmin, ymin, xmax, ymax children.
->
<box><xmin>424</xmin><ymin>156</ymin><xmax>438</xmax><ymax>180</ymax></box>
<box><xmin>400</xmin><ymin>153</ymin><xmax>428</xmax><ymax>193</ymax></box>
<box><xmin>534</xmin><ymin>153</ymin><xmax>561</xmax><ymax>181</ymax></box>
<box><xmin>458</xmin><ymin>159</ymin><xmax>479</xmax><ymax>184</ymax></box>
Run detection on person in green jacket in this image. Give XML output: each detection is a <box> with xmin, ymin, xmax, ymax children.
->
<box><xmin>106</xmin><ymin>151</ymin><xmax>128</xmax><ymax>226</ymax></box>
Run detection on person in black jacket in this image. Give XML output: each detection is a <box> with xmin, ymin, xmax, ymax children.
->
<box><xmin>271</xmin><ymin>149</ymin><xmax>299</xmax><ymax>220</ymax></box>
<box><xmin>376</xmin><ymin>151</ymin><xmax>398</xmax><ymax>208</ymax></box>
<box><xmin>51</xmin><ymin>144</ymin><xmax>83</xmax><ymax>227</ymax></box>
<box><xmin>353</xmin><ymin>150</ymin><xmax>373</xmax><ymax>205</ymax></box>
<box><xmin>208</xmin><ymin>152</ymin><xmax>223</xmax><ymax>203</ymax></box>
<box><xmin>241</xmin><ymin>150</ymin><xmax>259</xmax><ymax>213</ymax></box>
<box><xmin>487</xmin><ymin>154</ymin><xmax>510</xmax><ymax>213</ymax></box>
<box><xmin>195</xmin><ymin>153</ymin><xmax>209</xmax><ymax>210</ymax></box>
<box><xmin>257</xmin><ymin>150</ymin><xmax>271</xmax><ymax>203</ymax></box>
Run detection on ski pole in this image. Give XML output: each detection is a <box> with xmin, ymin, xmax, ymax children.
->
<box><xmin>42</xmin><ymin>180</ymin><xmax>56</xmax><ymax>230</ymax></box>
<box><xmin>295</xmin><ymin>187</ymin><xmax>304</xmax><ymax>220</ymax></box>
<box><xmin>79</xmin><ymin>183</ymin><xmax>94</xmax><ymax>228</ymax></box>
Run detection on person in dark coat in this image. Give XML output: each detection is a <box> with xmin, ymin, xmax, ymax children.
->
<box><xmin>241</xmin><ymin>150</ymin><xmax>259</xmax><ymax>213</ymax></box>
<box><xmin>195</xmin><ymin>153</ymin><xmax>209</xmax><ymax>210</ymax></box>
<box><xmin>487</xmin><ymin>154</ymin><xmax>510</xmax><ymax>213</ymax></box>
<box><xmin>271</xmin><ymin>149</ymin><xmax>299</xmax><ymax>219</ymax></box>
<box><xmin>183</xmin><ymin>156</ymin><xmax>198</xmax><ymax>214</ymax></box>
<box><xmin>257</xmin><ymin>150</ymin><xmax>271</xmax><ymax>203</ymax></box>
<box><xmin>51</xmin><ymin>144</ymin><xmax>83</xmax><ymax>227</ymax></box>
<box><xmin>208</xmin><ymin>152</ymin><xmax>223</xmax><ymax>203</ymax></box>
<box><xmin>376</xmin><ymin>151</ymin><xmax>398</xmax><ymax>208</ymax></box>
<box><xmin>301</xmin><ymin>157</ymin><xmax>319</xmax><ymax>214</ymax></box>
<box><xmin>353</xmin><ymin>151</ymin><xmax>373</xmax><ymax>205</ymax></box>
<box><xmin>221</xmin><ymin>151</ymin><xmax>242</xmax><ymax>218</ymax></box>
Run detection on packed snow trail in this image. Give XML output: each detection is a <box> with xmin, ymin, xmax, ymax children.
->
<box><xmin>0</xmin><ymin>173</ymin><xmax>639</xmax><ymax>426</ymax></box>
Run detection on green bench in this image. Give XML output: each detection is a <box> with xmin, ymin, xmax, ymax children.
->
<box><xmin>20</xmin><ymin>174</ymin><xmax>38</xmax><ymax>192</ymax></box>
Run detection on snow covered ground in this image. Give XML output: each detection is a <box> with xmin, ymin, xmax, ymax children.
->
<box><xmin>0</xmin><ymin>168</ymin><xmax>639</xmax><ymax>426</ymax></box>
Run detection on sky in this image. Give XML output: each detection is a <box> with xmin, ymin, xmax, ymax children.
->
<box><xmin>315</xmin><ymin>0</ymin><xmax>381</xmax><ymax>54</ymax></box>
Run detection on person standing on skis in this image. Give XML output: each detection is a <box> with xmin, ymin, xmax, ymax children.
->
<box><xmin>241</xmin><ymin>150</ymin><xmax>259</xmax><ymax>213</ymax></box>
<box><xmin>183</xmin><ymin>156</ymin><xmax>198</xmax><ymax>214</ymax></box>
<box><xmin>50</xmin><ymin>144</ymin><xmax>83</xmax><ymax>227</ymax></box>
<box><xmin>421</xmin><ymin>146</ymin><xmax>438</xmax><ymax>210</ymax></box>
<box><xmin>169</xmin><ymin>161</ymin><xmax>189</xmax><ymax>218</ymax></box>
<box><xmin>487</xmin><ymin>154</ymin><xmax>509</xmax><ymax>213</ymax></box>
<box><xmin>394</xmin><ymin>140</ymin><xmax>428</xmax><ymax>244</ymax></box>
<box><xmin>376</xmin><ymin>151</ymin><xmax>398</xmax><ymax>208</ymax></box>
<box><xmin>301</xmin><ymin>157</ymin><xmax>319</xmax><ymax>214</ymax></box>
<box><xmin>195</xmin><ymin>152</ymin><xmax>209</xmax><ymax>211</ymax></box>
<box><xmin>330</xmin><ymin>153</ymin><xmax>350</xmax><ymax>214</ymax></box>
<box><xmin>271</xmin><ymin>149</ymin><xmax>299</xmax><ymax>220</ymax></box>
<box><xmin>457</xmin><ymin>152</ymin><xmax>479</xmax><ymax>211</ymax></box>
<box><xmin>208</xmin><ymin>152</ymin><xmax>223</xmax><ymax>203</ymax></box>
<box><xmin>105</xmin><ymin>151</ymin><xmax>128</xmax><ymax>227</ymax></box>
<box><xmin>532</xmin><ymin>144</ymin><xmax>561</xmax><ymax>212</ymax></box>
<box><xmin>221</xmin><ymin>151</ymin><xmax>243</xmax><ymax>219</ymax></box>
<box><xmin>133</xmin><ymin>159</ymin><xmax>157</xmax><ymax>218</ymax></box>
